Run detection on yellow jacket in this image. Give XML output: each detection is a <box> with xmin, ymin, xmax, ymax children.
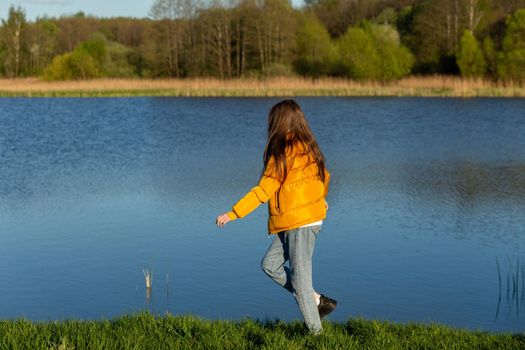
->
<box><xmin>227</xmin><ymin>143</ymin><xmax>330</xmax><ymax>234</ymax></box>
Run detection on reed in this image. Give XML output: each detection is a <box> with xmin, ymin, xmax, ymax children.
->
<box><xmin>142</xmin><ymin>268</ymin><xmax>152</xmax><ymax>289</ymax></box>
<box><xmin>0</xmin><ymin>76</ymin><xmax>524</xmax><ymax>97</ymax></box>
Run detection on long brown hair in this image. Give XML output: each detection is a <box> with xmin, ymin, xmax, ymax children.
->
<box><xmin>263</xmin><ymin>99</ymin><xmax>326</xmax><ymax>182</ymax></box>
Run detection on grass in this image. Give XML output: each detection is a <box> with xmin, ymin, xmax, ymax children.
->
<box><xmin>0</xmin><ymin>313</ymin><xmax>523</xmax><ymax>349</ymax></box>
<box><xmin>0</xmin><ymin>76</ymin><xmax>524</xmax><ymax>98</ymax></box>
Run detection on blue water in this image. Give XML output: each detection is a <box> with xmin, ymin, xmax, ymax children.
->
<box><xmin>1</xmin><ymin>97</ymin><xmax>524</xmax><ymax>332</ymax></box>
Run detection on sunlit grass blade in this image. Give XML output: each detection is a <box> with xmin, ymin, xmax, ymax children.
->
<box><xmin>0</xmin><ymin>313</ymin><xmax>524</xmax><ymax>350</ymax></box>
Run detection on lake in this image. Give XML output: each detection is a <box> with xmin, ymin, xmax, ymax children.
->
<box><xmin>0</xmin><ymin>97</ymin><xmax>524</xmax><ymax>333</ymax></box>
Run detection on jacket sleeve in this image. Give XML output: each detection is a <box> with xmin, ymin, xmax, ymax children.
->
<box><xmin>323</xmin><ymin>168</ymin><xmax>330</xmax><ymax>198</ymax></box>
<box><xmin>227</xmin><ymin>158</ymin><xmax>281</xmax><ymax>221</ymax></box>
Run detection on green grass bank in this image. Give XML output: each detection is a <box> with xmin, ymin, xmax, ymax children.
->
<box><xmin>1</xmin><ymin>313</ymin><xmax>524</xmax><ymax>350</ymax></box>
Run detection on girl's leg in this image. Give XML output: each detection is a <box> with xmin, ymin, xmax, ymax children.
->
<box><xmin>260</xmin><ymin>232</ymin><xmax>293</xmax><ymax>293</ymax></box>
<box><xmin>287</xmin><ymin>225</ymin><xmax>322</xmax><ymax>334</ymax></box>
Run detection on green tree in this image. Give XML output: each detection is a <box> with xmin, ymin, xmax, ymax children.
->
<box><xmin>78</xmin><ymin>33</ymin><xmax>107</xmax><ymax>64</ymax></box>
<box><xmin>1</xmin><ymin>6</ymin><xmax>27</xmax><ymax>77</ymax></box>
<box><xmin>411</xmin><ymin>0</ymin><xmax>491</xmax><ymax>74</ymax></box>
<box><xmin>43</xmin><ymin>48</ymin><xmax>101</xmax><ymax>80</ymax></box>
<box><xmin>371</xmin><ymin>24</ymin><xmax>414</xmax><ymax>80</ymax></box>
<box><xmin>375</xmin><ymin>7</ymin><xmax>397</xmax><ymax>25</ymax></box>
<box><xmin>43</xmin><ymin>49</ymin><xmax>101</xmax><ymax>80</ymax></box>
<box><xmin>43</xmin><ymin>33</ymin><xmax>135</xmax><ymax>80</ymax></box>
<box><xmin>4</xmin><ymin>0</ymin><xmax>524</xmax><ymax>80</ymax></box>
<box><xmin>104</xmin><ymin>40</ymin><xmax>136</xmax><ymax>77</ymax></box>
<box><xmin>482</xmin><ymin>36</ymin><xmax>497</xmax><ymax>76</ymax></box>
<box><xmin>457</xmin><ymin>30</ymin><xmax>486</xmax><ymax>77</ymax></box>
<box><xmin>27</xmin><ymin>19</ymin><xmax>59</xmax><ymax>76</ymax></box>
<box><xmin>497</xmin><ymin>9</ymin><xmax>525</xmax><ymax>81</ymax></box>
<box><xmin>336</xmin><ymin>26</ymin><xmax>380</xmax><ymax>79</ymax></box>
<box><xmin>293</xmin><ymin>11</ymin><xmax>338</xmax><ymax>77</ymax></box>
<box><xmin>336</xmin><ymin>23</ymin><xmax>413</xmax><ymax>80</ymax></box>
<box><xmin>150</xmin><ymin>0</ymin><xmax>199</xmax><ymax>78</ymax></box>
<box><xmin>255</xmin><ymin>0</ymin><xmax>297</xmax><ymax>75</ymax></box>
<box><xmin>196</xmin><ymin>5</ymin><xmax>234</xmax><ymax>79</ymax></box>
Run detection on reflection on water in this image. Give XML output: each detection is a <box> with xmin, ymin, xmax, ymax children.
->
<box><xmin>402</xmin><ymin>162</ymin><xmax>525</xmax><ymax>243</ymax></box>
<box><xmin>1</xmin><ymin>97</ymin><xmax>524</xmax><ymax>332</ymax></box>
<box><xmin>345</xmin><ymin>161</ymin><xmax>525</xmax><ymax>200</ymax></box>
<box><xmin>495</xmin><ymin>256</ymin><xmax>525</xmax><ymax>320</ymax></box>
<box><xmin>145</xmin><ymin>286</ymin><xmax>152</xmax><ymax>312</ymax></box>
<box><xmin>405</xmin><ymin>162</ymin><xmax>525</xmax><ymax>202</ymax></box>
<box><xmin>142</xmin><ymin>270</ymin><xmax>172</xmax><ymax>314</ymax></box>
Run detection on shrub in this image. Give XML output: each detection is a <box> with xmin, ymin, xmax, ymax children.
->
<box><xmin>457</xmin><ymin>30</ymin><xmax>486</xmax><ymax>78</ymax></box>
<box><xmin>497</xmin><ymin>9</ymin><xmax>525</xmax><ymax>81</ymax></box>
<box><xmin>43</xmin><ymin>49</ymin><xmax>101</xmax><ymax>80</ymax></box>
<box><xmin>43</xmin><ymin>33</ymin><xmax>136</xmax><ymax>80</ymax></box>
<box><xmin>336</xmin><ymin>23</ymin><xmax>414</xmax><ymax>80</ymax></box>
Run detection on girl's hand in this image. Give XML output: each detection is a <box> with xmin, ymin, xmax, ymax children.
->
<box><xmin>325</xmin><ymin>200</ymin><xmax>329</xmax><ymax>210</ymax></box>
<box><xmin>216</xmin><ymin>213</ymin><xmax>231</xmax><ymax>228</ymax></box>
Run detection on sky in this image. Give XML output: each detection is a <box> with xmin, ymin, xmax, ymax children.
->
<box><xmin>2</xmin><ymin>0</ymin><xmax>153</xmax><ymax>20</ymax></box>
<box><xmin>1</xmin><ymin>0</ymin><xmax>303</xmax><ymax>21</ymax></box>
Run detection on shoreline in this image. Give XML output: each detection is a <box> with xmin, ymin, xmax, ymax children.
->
<box><xmin>0</xmin><ymin>313</ymin><xmax>523</xmax><ymax>349</ymax></box>
<box><xmin>0</xmin><ymin>77</ymin><xmax>524</xmax><ymax>98</ymax></box>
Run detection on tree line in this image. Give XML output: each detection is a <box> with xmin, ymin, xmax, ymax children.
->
<box><xmin>0</xmin><ymin>0</ymin><xmax>524</xmax><ymax>81</ymax></box>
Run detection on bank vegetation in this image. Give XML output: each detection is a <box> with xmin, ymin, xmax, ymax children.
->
<box><xmin>1</xmin><ymin>313</ymin><xmax>524</xmax><ymax>350</ymax></box>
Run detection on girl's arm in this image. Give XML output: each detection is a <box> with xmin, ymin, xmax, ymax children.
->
<box><xmin>225</xmin><ymin>172</ymin><xmax>280</xmax><ymax>221</ymax></box>
<box><xmin>216</xmin><ymin>157</ymin><xmax>280</xmax><ymax>227</ymax></box>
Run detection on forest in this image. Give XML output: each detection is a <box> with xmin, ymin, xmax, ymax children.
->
<box><xmin>0</xmin><ymin>0</ymin><xmax>524</xmax><ymax>81</ymax></box>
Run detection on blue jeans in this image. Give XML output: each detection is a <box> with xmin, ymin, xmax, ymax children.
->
<box><xmin>261</xmin><ymin>225</ymin><xmax>322</xmax><ymax>334</ymax></box>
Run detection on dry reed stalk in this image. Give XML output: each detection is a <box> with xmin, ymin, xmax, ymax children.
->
<box><xmin>142</xmin><ymin>268</ymin><xmax>152</xmax><ymax>289</ymax></box>
<box><xmin>0</xmin><ymin>76</ymin><xmax>523</xmax><ymax>97</ymax></box>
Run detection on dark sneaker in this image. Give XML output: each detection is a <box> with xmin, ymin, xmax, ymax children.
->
<box><xmin>318</xmin><ymin>294</ymin><xmax>337</xmax><ymax>319</ymax></box>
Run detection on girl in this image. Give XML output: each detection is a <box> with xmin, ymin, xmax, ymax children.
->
<box><xmin>215</xmin><ymin>99</ymin><xmax>336</xmax><ymax>334</ymax></box>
